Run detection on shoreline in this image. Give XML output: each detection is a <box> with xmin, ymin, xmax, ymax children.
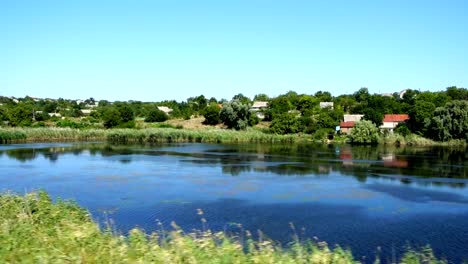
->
<box><xmin>0</xmin><ymin>127</ymin><xmax>466</xmax><ymax>147</ymax></box>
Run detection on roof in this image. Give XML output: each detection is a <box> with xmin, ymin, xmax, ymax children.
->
<box><xmin>340</xmin><ymin>121</ymin><xmax>355</xmax><ymax>128</ymax></box>
<box><xmin>383</xmin><ymin>114</ymin><xmax>409</xmax><ymax>122</ymax></box>
<box><xmin>343</xmin><ymin>114</ymin><xmax>364</xmax><ymax>122</ymax></box>
<box><xmin>157</xmin><ymin>106</ymin><xmax>173</xmax><ymax>113</ymax></box>
<box><xmin>252</xmin><ymin>101</ymin><xmax>268</xmax><ymax>108</ymax></box>
<box><xmin>319</xmin><ymin>102</ymin><xmax>334</xmax><ymax>108</ymax></box>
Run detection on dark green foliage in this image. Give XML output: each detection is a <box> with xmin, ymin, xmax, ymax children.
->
<box><xmin>9</xmin><ymin>104</ymin><xmax>33</xmax><ymax>127</ymax></box>
<box><xmin>363</xmin><ymin>108</ymin><xmax>383</xmax><ymax>126</ymax></box>
<box><xmin>312</xmin><ymin>128</ymin><xmax>334</xmax><ymax>141</ymax></box>
<box><xmin>353</xmin><ymin>87</ymin><xmax>370</xmax><ymax>102</ymax></box>
<box><xmin>270</xmin><ymin>113</ymin><xmax>301</xmax><ymax>134</ymax></box>
<box><xmin>409</xmin><ymin>101</ymin><xmax>436</xmax><ymax>134</ymax></box>
<box><xmin>248</xmin><ymin>114</ymin><xmax>260</xmax><ymax>127</ymax></box>
<box><xmin>426</xmin><ymin>100</ymin><xmax>468</xmax><ymax>141</ymax></box>
<box><xmin>349</xmin><ymin>120</ymin><xmax>380</xmax><ymax>144</ymax></box>
<box><xmin>232</xmin><ymin>93</ymin><xmax>251</xmax><ymax>105</ymax></box>
<box><xmin>0</xmin><ymin>107</ymin><xmax>8</xmax><ymax>124</ymax></box>
<box><xmin>187</xmin><ymin>95</ymin><xmax>208</xmax><ymax>113</ymax></box>
<box><xmin>265</xmin><ymin>97</ymin><xmax>294</xmax><ymax>121</ymax></box>
<box><xmin>145</xmin><ymin>109</ymin><xmax>168</xmax><ymax>123</ymax></box>
<box><xmin>446</xmin><ymin>86</ymin><xmax>468</xmax><ymax>100</ymax></box>
<box><xmin>117</xmin><ymin>105</ymin><xmax>134</xmax><ymax>123</ymax></box>
<box><xmin>220</xmin><ymin>100</ymin><xmax>251</xmax><ymax>130</ymax></box>
<box><xmin>253</xmin><ymin>93</ymin><xmax>270</xmax><ymax>101</ymax></box>
<box><xmin>395</xmin><ymin>123</ymin><xmax>411</xmax><ymax>136</ymax></box>
<box><xmin>117</xmin><ymin>121</ymin><xmax>136</xmax><ymax>129</ymax></box>
<box><xmin>202</xmin><ymin>103</ymin><xmax>221</xmax><ymax>125</ymax></box>
<box><xmin>102</xmin><ymin>107</ymin><xmax>122</xmax><ymax>128</ymax></box>
<box><xmin>314</xmin><ymin>91</ymin><xmax>332</xmax><ymax>102</ymax></box>
<box><xmin>56</xmin><ymin>120</ymin><xmax>84</xmax><ymax>129</ymax></box>
<box><xmin>297</xmin><ymin>95</ymin><xmax>318</xmax><ymax>115</ymax></box>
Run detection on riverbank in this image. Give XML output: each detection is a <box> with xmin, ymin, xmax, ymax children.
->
<box><xmin>0</xmin><ymin>127</ymin><xmax>305</xmax><ymax>144</ymax></box>
<box><xmin>0</xmin><ymin>127</ymin><xmax>465</xmax><ymax>146</ymax></box>
<box><xmin>0</xmin><ymin>191</ymin><xmax>445</xmax><ymax>263</ymax></box>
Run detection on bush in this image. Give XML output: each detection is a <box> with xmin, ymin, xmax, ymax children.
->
<box><xmin>313</xmin><ymin>128</ymin><xmax>333</xmax><ymax>141</ymax></box>
<box><xmin>269</xmin><ymin>113</ymin><xmax>301</xmax><ymax>134</ymax></box>
<box><xmin>395</xmin><ymin>123</ymin><xmax>411</xmax><ymax>136</ymax></box>
<box><xmin>56</xmin><ymin>120</ymin><xmax>83</xmax><ymax>129</ymax></box>
<box><xmin>116</xmin><ymin>121</ymin><xmax>136</xmax><ymax>129</ymax></box>
<box><xmin>220</xmin><ymin>100</ymin><xmax>251</xmax><ymax>130</ymax></box>
<box><xmin>349</xmin><ymin>120</ymin><xmax>380</xmax><ymax>144</ymax></box>
<box><xmin>202</xmin><ymin>103</ymin><xmax>221</xmax><ymax>125</ymax></box>
<box><xmin>102</xmin><ymin>108</ymin><xmax>122</xmax><ymax>128</ymax></box>
<box><xmin>248</xmin><ymin>114</ymin><xmax>260</xmax><ymax>126</ymax></box>
<box><xmin>145</xmin><ymin>109</ymin><xmax>168</xmax><ymax>123</ymax></box>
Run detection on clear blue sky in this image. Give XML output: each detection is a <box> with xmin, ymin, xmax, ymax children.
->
<box><xmin>1</xmin><ymin>0</ymin><xmax>467</xmax><ymax>102</ymax></box>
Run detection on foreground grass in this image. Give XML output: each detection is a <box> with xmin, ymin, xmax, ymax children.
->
<box><xmin>0</xmin><ymin>191</ymin><xmax>447</xmax><ymax>264</ymax></box>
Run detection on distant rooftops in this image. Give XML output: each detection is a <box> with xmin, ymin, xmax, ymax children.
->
<box><xmin>383</xmin><ymin>114</ymin><xmax>410</xmax><ymax>122</ymax></box>
<box><xmin>340</xmin><ymin>121</ymin><xmax>355</xmax><ymax>128</ymax></box>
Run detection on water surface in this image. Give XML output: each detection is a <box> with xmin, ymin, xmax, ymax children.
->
<box><xmin>1</xmin><ymin>143</ymin><xmax>467</xmax><ymax>262</ymax></box>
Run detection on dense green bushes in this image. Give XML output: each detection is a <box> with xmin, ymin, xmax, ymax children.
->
<box><xmin>145</xmin><ymin>108</ymin><xmax>168</xmax><ymax>123</ymax></box>
<box><xmin>348</xmin><ymin>121</ymin><xmax>380</xmax><ymax>144</ymax></box>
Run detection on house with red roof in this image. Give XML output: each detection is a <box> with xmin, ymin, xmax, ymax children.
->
<box><xmin>339</xmin><ymin>121</ymin><xmax>355</xmax><ymax>134</ymax></box>
<box><xmin>379</xmin><ymin>114</ymin><xmax>410</xmax><ymax>132</ymax></box>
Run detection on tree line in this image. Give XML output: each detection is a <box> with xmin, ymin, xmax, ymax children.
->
<box><xmin>0</xmin><ymin>86</ymin><xmax>467</xmax><ymax>142</ymax></box>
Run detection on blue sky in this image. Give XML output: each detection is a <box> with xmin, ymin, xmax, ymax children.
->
<box><xmin>1</xmin><ymin>0</ymin><xmax>467</xmax><ymax>102</ymax></box>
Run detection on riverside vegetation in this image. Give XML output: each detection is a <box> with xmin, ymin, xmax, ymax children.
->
<box><xmin>0</xmin><ymin>191</ymin><xmax>447</xmax><ymax>264</ymax></box>
<box><xmin>0</xmin><ymin>86</ymin><xmax>467</xmax><ymax>144</ymax></box>
<box><xmin>0</xmin><ymin>126</ymin><xmax>465</xmax><ymax>146</ymax></box>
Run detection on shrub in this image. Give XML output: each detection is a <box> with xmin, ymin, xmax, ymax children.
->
<box><xmin>395</xmin><ymin>123</ymin><xmax>411</xmax><ymax>136</ymax></box>
<box><xmin>56</xmin><ymin>120</ymin><xmax>83</xmax><ymax>129</ymax></box>
<box><xmin>248</xmin><ymin>114</ymin><xmax>260</xmax><ymax>126</ymax></box>
<box><xmin>145</xmin><ymin>109</ymin><xmax>168</xmax><ymax>123</ymax></box>
<box><xmin>202</xmin><ymin>103</ymin><xmax>221</xmax><ymax>125</ymax></box>
<box><xmin>349</xmin><ymin>120</ymin><xmax>380</xmax><ymax>144</ymax></box>
<box><xmin>270</xmin><ymin>113</ymin><xmax>301</xmax><ymax>134</ymax></box>
<box><xmin>220</xmin><ymin>100</ymin><xmax>251</xmax><ymax>130</ymax></box>
<box><xmin>102</xmin><ymin>108</ymin><xmax>122</xmax><ymax>128</ymax></box>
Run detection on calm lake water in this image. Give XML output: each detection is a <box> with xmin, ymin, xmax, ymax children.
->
<box><xmin>1</xmin><ymin>142</ymin><xmax>467</xmax><ymax>262</ymax></box>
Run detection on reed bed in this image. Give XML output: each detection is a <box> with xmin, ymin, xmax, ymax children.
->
<box><xmin>381</xmin><ymin>133</ymin><xmax>467</xmax><ymax>147</ymax></box>
<box><xmin>0</xmin><ymin>191</ymin><xmax>446</xmax><ymax>264</ymax></box>
<box><xmin>107</xmin><ymin>128</ymin><xmax>301</xmax><ymax>144</ymax></box>
<box><xmin>0</xmin><ymin>127</ymin><xmax>108</xmax><ymax>142</ymax></box>
<box><xmin>0</xmin><ymin>127</ymin><xmax>306</xmax><ymax>144</ymax></box>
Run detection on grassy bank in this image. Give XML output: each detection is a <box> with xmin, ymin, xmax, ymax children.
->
<box><xmin>0</xmin><ymin>127</ymin><xmax>304</xmax><ymax>144</ymax></box>
<box><xmin>0</xmin><ymin>127</ymin><xmax>465</xmax><ymax>146</ymax></box>
<box><xmin>380</xmin><ymin>133</ymin><xmax>467</xmax><ymax>147</ymax></box>
<box><xmin>0</xmin><ymin>191</ymin><xmax>446</xmax><ymax>264</ymax></box>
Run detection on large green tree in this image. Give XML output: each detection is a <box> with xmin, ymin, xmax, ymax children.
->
<box><xmin>426</xmin><ymin>100</ymin><xmax>468</xmax><ymax>141</ymax></box>
<box><xmin>219</xmin><ymin>100</ymin><xmax>251</xmax><ymax>130</ymax></box>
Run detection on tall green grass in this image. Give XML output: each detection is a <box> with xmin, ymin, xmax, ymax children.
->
<box><xmin>0</xmin><ymin>128</ymin><xmax>108</xmax><ymax>142</ymax></box>
<box><xmin>381</xmin><ymin>133</ymin><xmax>467</xmax><ymax>147</ymax></box>
<box><xmin>0</xmin><ymin>127</ymin><xmax>305</xmax><ymax>144</ymax></box>
<box><xmin>107</xmin><ymin>128</ymin><xmax>301</xmax><ymax>144</ymax></box>
<box><xmin>0</xmin><ymin>191</ymin><xmax>447</xmax><ymax>264</ymax></box>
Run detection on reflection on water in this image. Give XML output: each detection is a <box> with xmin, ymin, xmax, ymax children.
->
<box><xmin>1</xmin><ymin>143</ymin><xmax>467</xmax><ymax>184</ymax></box>
<box><xmin>0</xmin><ymin>142</ymin><xmax>468</xmax><ymax>262</ymax></box>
